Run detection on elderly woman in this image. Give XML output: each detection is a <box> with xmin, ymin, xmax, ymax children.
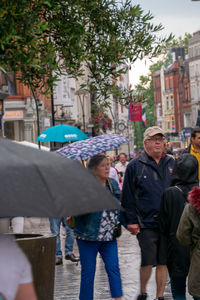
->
<box><xmin>74</xmin><ymin>154</ymin><xmax>125</xmax><ymax>300</ymax></box>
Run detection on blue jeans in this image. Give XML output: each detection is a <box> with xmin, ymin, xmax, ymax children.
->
<box><xmin>77</xmin><ymin>239</ymin><xmax>123</xmax><ymax>300</ymax></box>
<box><xmin>170</xmin><ymin>276</ymin><xmax>198</xmax><ymax>300</ymax></box>
<box><xmin>49</xmin><ymin>218</ymin><xmax>74</xmax><ymax>257</ymax></box>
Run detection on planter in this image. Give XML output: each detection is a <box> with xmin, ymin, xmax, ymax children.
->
<box><xmin>16</xmin><ymin>233</ymin><xmax>56</xmax><ymax>300</ymax></box>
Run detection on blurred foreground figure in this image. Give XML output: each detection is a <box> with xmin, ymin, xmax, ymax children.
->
<box><xmin>0</xmin><ymin>234</ymin><xmax>37</xmax><ymax>300</ymax></box>
<box><xmin>177</xmin><ymin>186</ymin><xmax>200</xmax><ymax>300</ymax></box>
<box><xmin>159</xmin><ymin>154</ymin><xmax>199</xmax><ymax>300</ymax></box>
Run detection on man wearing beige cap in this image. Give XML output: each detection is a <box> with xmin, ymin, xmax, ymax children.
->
<box><xmin>121</xmin><ymin>126</ymin><xmax>175</xmax><ymax>300</ymax></box>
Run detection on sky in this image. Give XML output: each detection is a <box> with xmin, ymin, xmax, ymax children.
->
<box><xmin>129</xmin><ymin>0</ymin><xmax>200</xmax><ymax>87</ymax></box>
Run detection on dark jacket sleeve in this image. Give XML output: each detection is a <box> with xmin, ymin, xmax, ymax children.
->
<box><xmin>158</xmin><ymin>191</ymin><xmax>169</xmax><ymax>235</ymax></box>
<box><xmin>121</xmin><ymin>160</ymin><xmax>139</xmax><ymax>224</ymax></box>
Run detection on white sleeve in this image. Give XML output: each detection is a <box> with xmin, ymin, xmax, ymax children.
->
<box><xmin>109</xmin><ymin>167</ymin><xmax>119</xmax><ymax>184</ymax></box>
<box><xmin>16</xmin><ymin>245</ymin><xmax>33</xmax><ymax>284</ymax></box>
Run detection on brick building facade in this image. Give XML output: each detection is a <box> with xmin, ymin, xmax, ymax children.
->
<box><xmin>153</xmin><ymin>54</ymin><xmax>192</xmax><ymax>148</ymax></box>
<box><xmin>1</xmin><ymin>73</ymin><xmax>51</xmax><ymax>142</ymax></box>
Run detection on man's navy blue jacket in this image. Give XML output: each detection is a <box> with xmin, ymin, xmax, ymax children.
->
<box><xmin>121</xmin><ymin>151</ymin><xmax>175</xmax><ymax>228</ymax></box>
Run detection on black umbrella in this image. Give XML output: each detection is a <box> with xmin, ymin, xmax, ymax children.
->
<box><xmin>0</xmin><ymin>138</ymin><xmax>119</xmax><ymax>217</ymax></box>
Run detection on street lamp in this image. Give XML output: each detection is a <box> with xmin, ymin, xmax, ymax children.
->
<box><xmin>75</xmin><ymin>89</ymin><xmax>88</xmax><ymax>132</ymax></box>
<box><xmin>0</xmin><ymin>68</ymin><xmax>10</xmax><ymax>137</ymax></box>
<box><xmin>29</xmin><ymin>84</ymin><xmax>41</xmax><ymax>149</ymax></box>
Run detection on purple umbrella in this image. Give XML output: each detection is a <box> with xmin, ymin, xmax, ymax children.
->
<box><xmin>57</xmin><ymin>133</ymin><xmax>129</xmax><ymax>161</ymax></box>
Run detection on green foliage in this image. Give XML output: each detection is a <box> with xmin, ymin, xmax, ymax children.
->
<box><xmin>0</xmin><ymin>0</ymin><xmax>171</xmax><ymax>102</ymax></box>
<box><xmin>133</xmin><ymin>122</ymin><xmax>145</xmax><ymax>151</ymax></box>
<box><xmin>166</xmin><ymin>32</ymin><xmax>192</xmax><ymax>54</ymax></box>
<box><xmin>91</xmin><ymin>102</ymin><xmax>112</xmax><ymax>134</ymax></box>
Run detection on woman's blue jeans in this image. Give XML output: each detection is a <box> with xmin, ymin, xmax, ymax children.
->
<box><xmin>77</xmin><ymin>239</ymin><xmax>123</xmax><ymax>300</ymax></box>
<box><xmin>49</xmin><ymin>217</ymin><xmax>74</xmax><ymax>257</ymax></box>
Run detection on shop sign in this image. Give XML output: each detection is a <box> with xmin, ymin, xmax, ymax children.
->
<box><xmin>3</xmin><ymin>110</ymin><xmax>24</xmax><ymax>120</ymax></box>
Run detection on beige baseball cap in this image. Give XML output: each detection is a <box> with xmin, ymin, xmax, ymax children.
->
<box><xmin>144</xmin><ymin>126</ymin><xmax>165</xmax><ymax>140</ymax></box>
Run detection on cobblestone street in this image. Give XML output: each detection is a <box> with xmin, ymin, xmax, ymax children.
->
<box><xmin>24</xmin><ymin>218</ymin><xmax>191</xmax><ymax>300</ymax></box>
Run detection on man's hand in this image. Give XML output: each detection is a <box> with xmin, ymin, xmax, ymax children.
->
<box><xmin>127</xmin><ymin>224</ymin><xmax>140</xmax><ymax>235</ymax></box>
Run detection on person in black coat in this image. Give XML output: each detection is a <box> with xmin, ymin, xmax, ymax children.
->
<box><xmin>159</xmin><ymin>153</ymin><xmax>199</xmax><ymax>300</ymax></box>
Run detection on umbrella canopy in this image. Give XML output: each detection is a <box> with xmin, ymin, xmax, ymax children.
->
<box><xmin>57</xmin><ymin>133</ymin><xmax>130</xmax><ymax>161</ymax></box>
<box><xmin>36</xmin><ymin>124</ymin><xmax>88</xmax><ymax>143</ymax></box>
<box><xmin>0</xmin><ymin>138</ymin><xmax>119</xmax><ymax>217</ymax></box>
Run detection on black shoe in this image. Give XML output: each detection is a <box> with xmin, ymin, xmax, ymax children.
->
<box><xmin>155</xmin><ymin>298</ymin><xmax>164</xmax><ymax>300</ymax></box>
<box><xmin>137</xmin><ymin>293</ymin><xmax>148</xmax><ymax>300</ymax></box>
<box><xmin>65</xmin><ymin>253</ymin><xmax>80</xmax><ymax>262</ymax></box>
<box><xmin>56</xmin><ymin>257</ymin><xmax>63</xmax><ymax>265</ymax></box>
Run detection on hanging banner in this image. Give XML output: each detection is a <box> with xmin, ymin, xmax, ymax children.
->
<box><xmin>129</xmin><ymin>103</ymin><xmax>142</xmax><ymax>122</ymax></box>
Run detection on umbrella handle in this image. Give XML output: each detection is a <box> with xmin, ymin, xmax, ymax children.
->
<box><xmin>81</xmin><ymin>160</ymin><xmax>87</xmax><ymax>168</ymax></box>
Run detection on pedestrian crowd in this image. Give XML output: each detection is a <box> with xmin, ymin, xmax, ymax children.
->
<box><xmin>1</xmin><ymin>126</ymin><xmax>200</xmax><ymax>300</ymax></box>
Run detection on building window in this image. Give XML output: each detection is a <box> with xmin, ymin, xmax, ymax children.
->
<box><xmin>190</xmin><ymin>65</ymin><xmax>194</xmax><ymax>77</ymax></box>
<box><xmin>121</xmin><ymin>102</ymin><xmax>123</xmax><ymax>113</ymax></box>
<box><xmin>169</xmin><ymin>78</ymin><xmax>173</xmax><ymax>89</ymax></box>
<box><xmin>166</xmin><ymin>101</ymin><xmax>169</xmax><ymax>110</ymax></box>
<box><xmin>196</xmin><ymin>64</ymin><xmax>199</xmax><ymax>76</ymax></box>
<box><xmin>191</xmin><ymin>85</ymin><xmax>195</xmax><ymax>100</ymax></box>
<box><xmin>184</xmin><ymin>113</ymin><xmax>191</xmax><ymax>127</ymax></box>
<box><xmin>165</xmin><ymin>79</ymin><xmax>169</xmax><ymax>90</ymax></box>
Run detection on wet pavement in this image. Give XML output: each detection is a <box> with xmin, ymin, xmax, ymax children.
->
<box><xmin>24</xmin><ymin>218</ymin><xmax>191</xmax><ymax>300</ymax></box>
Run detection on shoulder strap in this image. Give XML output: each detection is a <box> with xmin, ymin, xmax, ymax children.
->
<box><xmin>174</xmin><ymin>185</ymin><xmax>188</xmax><ymax>205</ymax></box>
<box><xmin>175</xmin><ymin>185</ymin><xmax>183</xmax><ymax>193</ymax></box>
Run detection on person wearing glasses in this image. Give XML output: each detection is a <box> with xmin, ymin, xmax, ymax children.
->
<box><xmin>121</xmin><ymin>126</ymin><xmax>175</xmax><ymax>300</ymax></box>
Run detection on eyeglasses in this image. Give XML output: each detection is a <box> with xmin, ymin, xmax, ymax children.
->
<box><xmin>147</xmin><ymin>137</ymin><xmax>165</xmax><ymax>142</ymax></box>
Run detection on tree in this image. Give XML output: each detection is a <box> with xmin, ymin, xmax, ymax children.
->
<box><xmin>0</xmin><ymin>0</ymin><xmax>172</xmax><ymax>104</ymax></box>
<box><xmin>166</xmin><ymin>33</ymin><xmax>192</xmax><ymax>54</ymax></box>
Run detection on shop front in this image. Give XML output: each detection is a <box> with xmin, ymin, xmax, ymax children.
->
<box><xmin>3</xmin><ymin>110</ymin><xmax>24</xmax><ymax>140</ymax></box>
<box><xmin>2</xmin><ymin>98</ymin><xmax>37</xmax><ymax>142</ymax></box>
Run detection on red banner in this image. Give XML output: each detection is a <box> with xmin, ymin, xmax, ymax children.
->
<box><xmin>129</xmin><ymin>103</ymin><xmax>142</xmax><ymax>122</ymax></box>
